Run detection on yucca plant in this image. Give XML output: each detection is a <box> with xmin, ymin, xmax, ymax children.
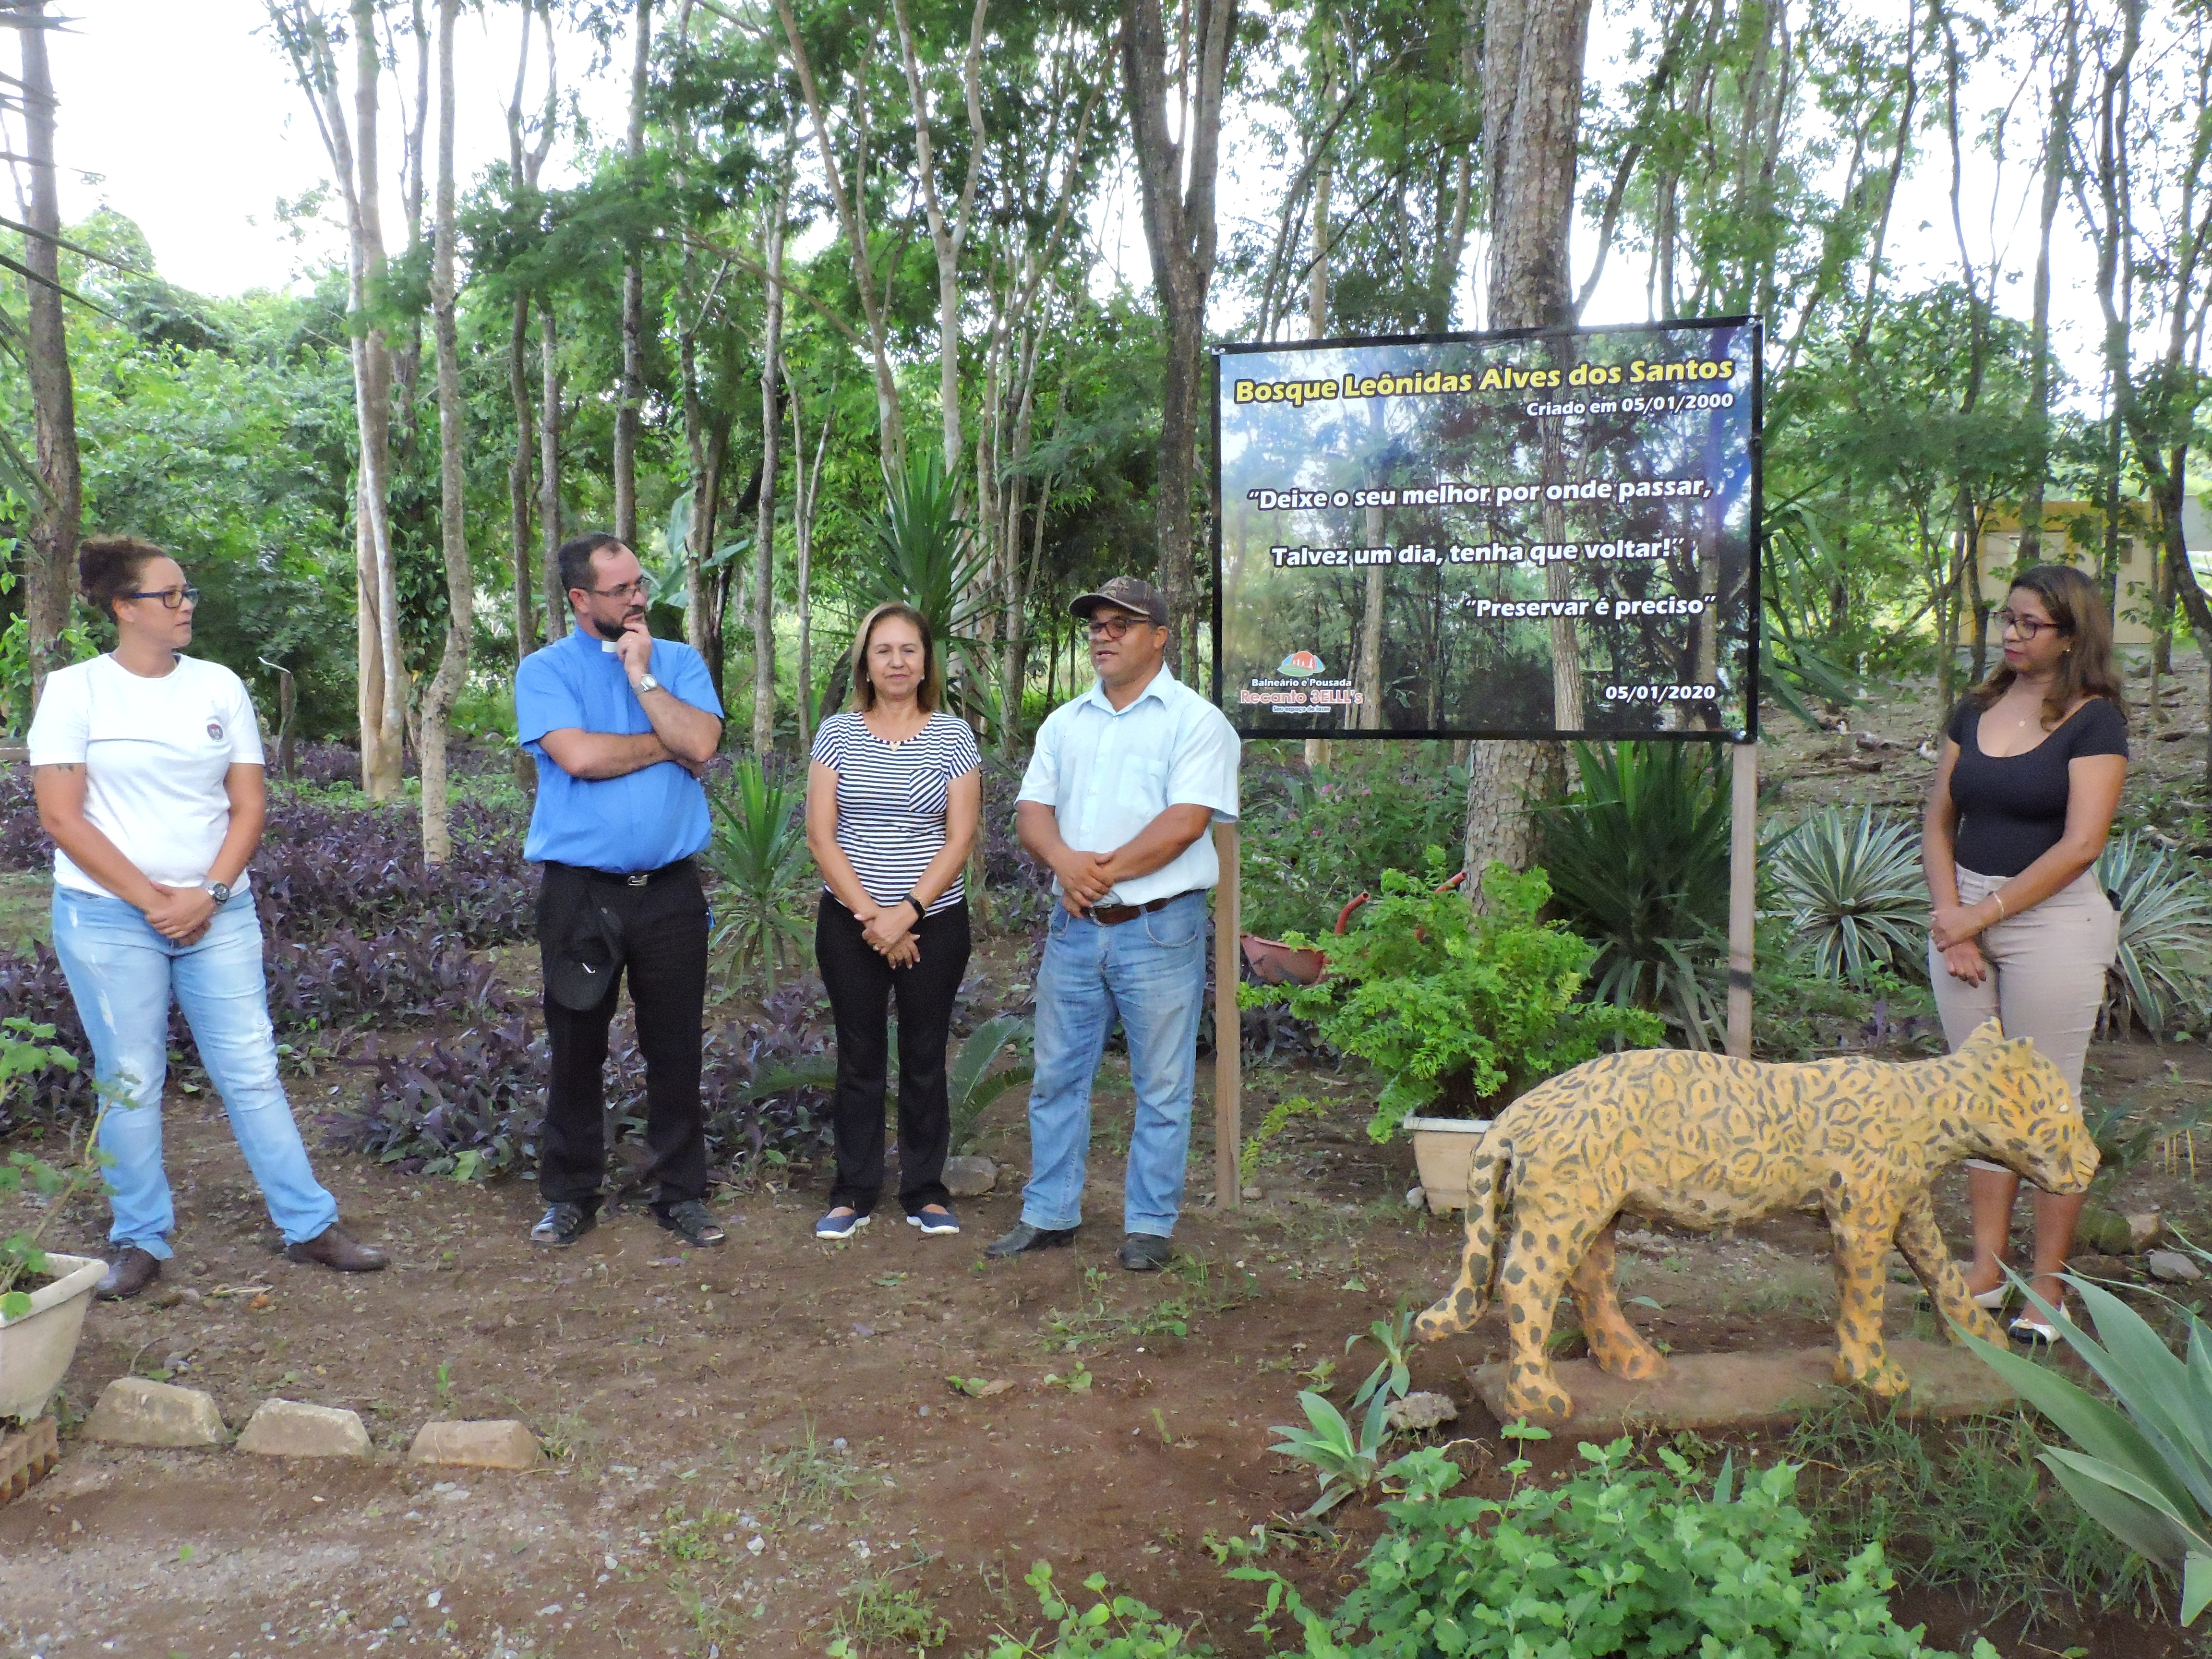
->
<box><xmin>1767</xmin><ymin>806</ymin><xmax>1930</xmax><ymax>984</ymax></box>
<box><xmin>1268</xmin><ymin>1387</ymin><xmax>1396</xmax><ymax>1515</ymax></box>
<box><xmin>1959</xmin><ymin>1267</ymin><xmax>2212</xmax><ymax>1625</ymax></box>
<box><xmin>2095</xmin><ymin>830</ymin><xmax>2212</xmax><ymax>1037</ymax></box>
<box><xmin>947</xmin><ymin>1014</ymin><xmax>1034</xmax><ymax>1154</ymax></box>
<box><xmin>850</xmin><ymin>449</ymin><xmax>996</xmax><ymax>727</ymax></box>
<box><xmin>1536</xmin><ymin>742</ymin><xmax>1731</xmax><ymax>1047</ymax></box>
<box><xmin>703</xmin><ymin>759</ymin><xmax>813</xmax><ymax>996</ymax></box>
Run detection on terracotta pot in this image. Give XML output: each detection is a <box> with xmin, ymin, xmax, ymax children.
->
<box><xmin>0</xmin><ymin>1252</ymin><xmax>105</xmax><ymax>1422</ymax></box>
<box><xmin>1403</xmin><ymin>1118</ymin><xmax>1493</xmax><ymax>1214</ymax></box>
<box><xmin>1240</xmin><ymin>935</ymin><xmax>1329</xmax><ymax>986</ymax></box>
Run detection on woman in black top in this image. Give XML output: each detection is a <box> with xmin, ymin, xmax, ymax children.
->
<box><xmin>1922</xmin><ymin>564</ymin><xmax>2127</xmax><ymax>1340</ymax></box>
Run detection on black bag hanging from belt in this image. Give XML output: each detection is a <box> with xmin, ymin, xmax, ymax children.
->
<box><xmin>544</xmin><ymin>884</ymin><xmax>627</xmax><ymax>1010</ymax></box>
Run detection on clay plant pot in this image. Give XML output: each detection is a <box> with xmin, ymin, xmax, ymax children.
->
<box><xmin>0</xmin><ymin>1252</ymin><xmax>106</xmax><ymax>1423</ymax></box>
<box><xmin>1240</xmin><ymin>935</ymin><xmax>1330</xmax><ymax>986</ymax></box>
<box><xmin>1403</xmin><ymin>1118</ymin><xmax>1494</xmax><ymax>1214</ymax></box>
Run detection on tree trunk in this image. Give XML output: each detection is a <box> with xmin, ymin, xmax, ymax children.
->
<box><xmin>791</xmin><ymin>373</ymin><xmax>830</xmax><ymax>751</ymax></box>
<box><xmin>613</xmin><ymin>0</ymin><xmax>651</xmax><ymax>548</ymax></box>
<box><xmin>2018</xmin><ymin>0</ymin><xmax>2078</xmax><ymax>566</ymax></box>
<box><xmin>1464</xmin><ymin>0</ymin><xmax>1593</xmax><ymax>889</ymax></box>
<box><xmin>19</xmin><ymin>2</ymin><xmax>78</xmax><ymax>707</ymax></box>
<box><xmin>1120</xmin><ymin>0</ymin><xmax>1237</xmax><ymax>677</ymax></box>
<box><xmin>421</xmin><ymin>0</ymin><xmax>472</xmax><ymax>866</ymax></box>
<box><xmin>751</xmin><ymin>177</ymin><xmax>787</xmax><ymax>756</ymax></box>
<box><xmin>507</xmin><ymin>294</ymin><xmax>539</xmax><ymax>664</ymax></box>
<box><xmin>539</xmin><ymin>302</ymin><xmax>566</xmax><ymax>638</ymax></box>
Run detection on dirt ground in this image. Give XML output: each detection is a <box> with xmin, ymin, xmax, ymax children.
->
<box><xmin>6</xmin><ymin>1005</ymin><xmax>2212</xmax><ymax>1659</ymax></box>
<box><xmin>3</xmin><ymin>659</ymin><xmax>2210</xmax><ymax>1659</ymax></box>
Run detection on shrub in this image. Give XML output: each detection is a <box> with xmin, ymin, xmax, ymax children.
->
<box><xmin>1535</xmin><ymin>742</ymin><xmax>1732</xmax><ymax>1047</ymax></box>
<box><xmin>1768</xmin><ymin>806</ymin><xmax>1931</xmax><ymax>984</ymax></box>
<box><xmin>1243</xmin><ymin>1441</ymin><xmax>1997</xmax><ymax>1658</ymax></box>
<box><xmin>1243</xmin><ymin>855</ymin><xmax>1663</xmax><ymax>1142</ymax></box>
<box><xmin>705</xmin><ymin>758</ymin><xmax>814</xmax><ymax>995</ymax></box>
<box><xmin>968</xmin><ymin>1563</ymin><xmax>1215</xmax><ymax>1658</ymax></box>
<box><xmin>2095</xmin><ymin>830</ymin><xmax>2212</xmax><ymax>1037</ymax></box>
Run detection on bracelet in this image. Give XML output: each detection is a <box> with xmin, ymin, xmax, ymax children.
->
<box><xmin>1989</xmin><ymin>891</ymin><xmax>2007</xmax><ymax>922</ymax></box>
<box><xmin>903</xmin><ymin>892</ymin><xmax>926</xmax><ymax>921</ymax></box>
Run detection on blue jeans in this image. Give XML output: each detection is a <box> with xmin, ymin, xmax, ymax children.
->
<box><xmin>1021</xmin><ymin>889</ymin><xmax>1208</xmax><ymax>1238</ymax></box>
<box><xmin>50</xmin><ymin>887</ymin><xmax>338</xmax><ymax>1259</ymax></box>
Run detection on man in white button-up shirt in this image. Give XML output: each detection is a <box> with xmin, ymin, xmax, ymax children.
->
<box><xmin>986</xmin><ymin>577</ymin><xmax>1241</xmax><ymax>1271</ymax></box>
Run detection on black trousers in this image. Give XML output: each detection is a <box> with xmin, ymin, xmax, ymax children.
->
<box><xmin>815</xmin><ymin>892</ymin><xmax>972</xmax><ymax>1215</ymax></box>
<box><xmin>538</xmin><ymin>860</ymin><xmax>710</xmax><ymax>1213</ymax></box>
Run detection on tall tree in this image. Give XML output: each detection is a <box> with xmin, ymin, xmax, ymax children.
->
<box><xmin>1122</xmin><ymin>0</ymin><xmax>1237</xmax><ymax>673</ymax></box>
<box><xmin>2017</xmin><ymin>0</ymin><xmax>2080</xmax><ymax>565</ymax></box>
<box><xmin>752</xmin><ymin>167</ymin><xmax>788</xmax><ymax>756</ymax></box>
<box><xmin>613</xmin><ymin>0</ymin><xmax>652</xmax><ymax>549</ymax></box>
<box><xmin>420</xmin><ymin>0</ymin><xmax>472</xmax><ymax>864</ymax></box>
<box><xmin>15</xmin><ymin>0</ymin><xmax>78</xmax><ymax>704</ymax></box>
<box><xmin>504</xmin><ymin>0</ymin><xmax>557</xmax><ymax>681</ymax></box>
<box><xmin>1464</xmin><ymin>0</ymin><xmax>1594</xmax><ymax>884</ymax></box>
<box><xmin>270</xmin><ymin>0</ymin><xmax>410</xmax><ymax>797</ymax></box>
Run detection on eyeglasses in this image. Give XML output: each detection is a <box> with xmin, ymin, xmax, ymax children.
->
<box><xmin>587</xmin><ymin>578</ymin><xmax>652</xmax><ymax>601</ymax></box>
<box><xmin>1992</xmin><ymin>608</ymin><xmax>2066</xmax><ymax>641</ymax></box>
<box><xmin>120</xmin><ymin>586</ymin><xmax>200</xmax><ymax>610</ymax></box>
<box><xmin>1086</xmin><ymin>615</ymin><xmax>1155</xmax><ymax>640</ymax></box>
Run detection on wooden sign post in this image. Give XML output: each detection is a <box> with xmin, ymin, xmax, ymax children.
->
<box><xmin>1725</xmin><ymin>741</ymin><xmax>1757</xmax><ymax>1058</ymax></box>
<box><xmin>1214</xmin><ymin>819</ymin><xmax>1241</xmax><ymax>1208</ymax></box>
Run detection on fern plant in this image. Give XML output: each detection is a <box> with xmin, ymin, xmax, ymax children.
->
<box><xmin>703</xmin><ymin>759</ymin><xmax>813</xmax><ymax>996</ymax></box>
<box><xmin>1768</xmin><ymin>806</ymin><xmax>1930</xmax><ymax>984</ymax></box>
<box><xmin>2095</xmin><ymin>830</ymin><xmax>2212</xmax><ymax>1037</ymax></box>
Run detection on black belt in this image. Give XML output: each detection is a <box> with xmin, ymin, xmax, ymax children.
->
<box><xmin>550</xmin><ymin>857</ymin><xmax>694</xmax><ymax>890</ymax></box>
<box><xmin>1087</xmin><ymin>890</ymin><xmax>1199</xmax><ymax>926</ymax></box>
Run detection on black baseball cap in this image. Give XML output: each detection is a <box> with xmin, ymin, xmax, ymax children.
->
<box><xmin>1070</xmin><ymin>575</ymin><xmax>1168</xmax><ymax>627</ymax></box>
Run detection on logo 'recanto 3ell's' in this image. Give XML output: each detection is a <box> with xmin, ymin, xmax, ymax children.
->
<box><xmin>1277</xmin><ymin>651</ymin><xmax>1324</xmax><ymax>678</ymax></box>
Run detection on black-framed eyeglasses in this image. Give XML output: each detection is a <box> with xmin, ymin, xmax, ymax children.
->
<box><xmin>1086</xmin><ymin>614</ymin><xmax>1154</xmax><ymax>640</ymax></box>
<box><xmin>120</xmin><ymin>585</ymin><xmax>200</xmax><ymax>610</ymax></box>
<box><xmin>1991</xmin><ymin>607</ymin><xmax>2066</xmax><ymax>640</ymax></box>
<box><xmin>587</xmin><ymin>578</ymin><xmax>651</xmax><ymax>601</ymax></box>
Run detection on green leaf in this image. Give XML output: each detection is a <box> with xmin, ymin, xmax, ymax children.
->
<box><xmin>0</xmin><ymin>1289</ymin><xmax>30</xmax><ymax>1321</ymax></box>
<box><xmin>2184</xmin><ymin>1552</ymin><xmax>2212</xmax><ymax>1625</ymax></box>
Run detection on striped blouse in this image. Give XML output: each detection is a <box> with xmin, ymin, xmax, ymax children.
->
<box><xmin>810</xmin><ymin>710</ymin><xmax>982</xmax><ymax>914</ymax></box>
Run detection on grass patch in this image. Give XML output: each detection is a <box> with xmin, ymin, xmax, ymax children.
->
<box><xmin>827</xmin><ymin>1567</ymin><xmax>948</xmax><ymax>1655</ymax></box>
<box><xmin>1781</xmin><ymin>1399</ymin><xmax>2163</xmax><ymax>1626</ymax></box>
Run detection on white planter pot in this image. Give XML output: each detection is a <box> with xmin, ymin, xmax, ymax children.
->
<box><xmin>1404</xmin><ymin>1118</ymin><xmax>1492</xmax><ymax>1215</ymax></box>
<box><xmin>0</xmin><ymin>1252</ymin><xmax>106</xmax><ymax>1423</ymax></box>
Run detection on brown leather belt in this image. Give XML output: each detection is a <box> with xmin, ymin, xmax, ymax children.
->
<box><xmin>1086</xmin><ymin>890</ymin><xmax>1197</xmax><ymax>926</ymax></box>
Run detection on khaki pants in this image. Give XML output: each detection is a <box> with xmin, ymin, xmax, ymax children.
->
<box><xmin>1930</xmin><ymin>866</ymin><xmax>2118</xmax><ymax>1175</ymax></box>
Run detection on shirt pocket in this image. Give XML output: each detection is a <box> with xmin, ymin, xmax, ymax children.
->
<box><xmin>1118</xmin><ymin>753</ymin><xmax>1168</xmax><ymax>813</ymax></box>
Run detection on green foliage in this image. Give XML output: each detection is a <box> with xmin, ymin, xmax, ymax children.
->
<box><xmin>1536</xmin><ymin>743</ymin><xmax>1732</xmax><ymax>1047</ymax></box>
<box><xmin>1244</xmin><ymin>855</ymin><xmax>1663</xmax><ymax>1143</ymax></box>
<box><xmin>704</xmin><ymin>759</ymin><xmax>813</xmax><ymax>996</ymax></box>
<box><xmin>1960</xmin><ymin>1263</ymin><xmax>2212</xmax><ymax>1624</ymax></box>
<box><xmin>0</xmin><ymin>585</ymin><xmax>98</xmax><ymax>739</ymax></box>
<box><xmin>1238</xmin><ymin>746</ymin><xmax>1470</xmax><ymax>940</ymax></box>
<box><xmin>0</xmin><ymin>1019</ymin><xmax>94</xmax><ymax>1323</ymax></box>
<box><xmin>1239</xmin><ymin>1094</ymin><xmax>1329</xmax><ymax>1183</ymax></box>
<box><xmin>1242</xmin><ymin>1441</ymin><xmax>1998</xmax><ymax>1659</ymax></box>
<box><xmin>948</xmin><ymin>1014</ymin><xmax>1034</xmax><ymax>1155</ymax></box>
<box><xmin>967</xmin><ymin>1563</ymin><xmax>1216</xmax><ymax>1659</ymax></box>
<box><xmin>853</xmin><ymin>448</ymin><xmax>998</xmax><ymax>728</ymax></box>
<box><xmin>1345</xmin><ymin>1307</ymin><xmax>1417</xmax><ymax>1412</ymax></box>
<box><xmin>1767</xmin><ymin>807</ymin><xmax>1932</xmax><ymax>985</ymax></box>
<box><xmin>1267</xmin><ymin>1387</ymin><xmax>1397</xmax><ymax>1517</ymax></box>
<box><xmin>2094</xmin><ymin>830</ymin><xmax>2212</xmax><ymax>1038</ymax></box>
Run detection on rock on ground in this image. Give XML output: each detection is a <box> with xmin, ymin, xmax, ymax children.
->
<box><xmin>407</xmin><ymin>1419</ymin><xmax>544</xmax><ymax>1470</ymax></box>
<box><xmin>236</xmin><ymin>1398</ymin><xmax>373</xmax><ymax>1459</ymax></box>
<box><xmin>83</xmin><ymin>1376</ymin><xmax>228</xmax><ymax>1448</ymax></box>
<box><xmin>2148</xmin><ymin>1249</ymin><xmax>2203</xmax><ymax>1284</ymax></box>
<box><xmin>942</xmin><ymin>1156</ymin><xmax>998</xmax><ymax>1199</ymax></box>
<box><xmin>1385</xmin><ymin>1391</ymin><xmax>1459</xmax><ymax>1433</ymax></box>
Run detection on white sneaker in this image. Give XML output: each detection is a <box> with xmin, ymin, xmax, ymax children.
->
<box><xmin>906</xmin><ymin>1206</ymin><xmax>961</xmax><ymax>1236</ymax></box>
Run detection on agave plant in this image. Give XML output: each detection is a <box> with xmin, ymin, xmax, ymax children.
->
<box><xmin>1536</xmin><ymin>742</ymin><xmax>1731</xmax><ymax>1048</ymax></box>
<box><xmin>2095</xmin><ymin>830</ymin><xmax>2212</xmax><ymax>1037</ymax></box>
<box><xmin>947</xmin><ymin>1014</ymin><xmax>1034</xmax><ymax>1154</ymax></box>
<box><xmin>1960</xmin><ymin>1268</ymin><xmax>2212</xmax><ymax>1624</ymax></box>
<box><xmin>1767</xmin><ymin>807</ymin><xmax>1930</xmax><ymax>984</ymax></box>
<box><xmin>850</xmin><ymin>449</ymin><xmax>997</xmax><ymax>723</ymax></box>
<box><xmin>704</xmin><ymin>759</ymin><xmax>814</xmax><ymax>995</ymax></box>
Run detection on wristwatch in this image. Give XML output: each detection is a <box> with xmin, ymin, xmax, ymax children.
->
<box><xmin>206</xmin><ymin>881</ymin><xmax>232</xmax><ymax>907</ymax></box>
<box><xmin>636</xmin><ymin>672</ymin><xmax>662</xmax><ymax>695</ymax></box>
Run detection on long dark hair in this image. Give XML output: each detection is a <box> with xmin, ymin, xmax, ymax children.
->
<box><xmin>1967</xmin><ymin>563</ymin><xmax>2126</xmax><ymax>731</ymax></box>
<box><xmin>847</xmin><ymin>602</ymin><xmax>942</xmax><ymax>713</ymax></box>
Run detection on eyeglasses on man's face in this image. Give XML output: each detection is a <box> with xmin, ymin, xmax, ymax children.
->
<box><xmin>1086</xmin><ymin>614</ymin><xmax>1155</xmax><ymax>641</ymax></box>
<box><xmin>1991</xmin><ymin>607</ymin><xmax>2065</xmax><ymax>641</ymax></box>
<box><xmin>588</xmin><ymin>577</ymin><xmax>652</xmax><ymax>601</ymax></box>
<box><xmin>121</xmin><ymin>585</ymin><xmax>200</xmax><ymax>610</ymax></box>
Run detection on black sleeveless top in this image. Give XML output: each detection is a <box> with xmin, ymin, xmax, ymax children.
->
<box><xmin>1944</xmin><ymin>697</ymin><xmax>2128</xmax><ymax>878</ymax></box>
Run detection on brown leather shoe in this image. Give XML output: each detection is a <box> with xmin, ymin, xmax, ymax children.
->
<box><xmin>284</xmin><ymin>1223</ymin><xmax>387</xmax><ymax>1273</ymax></box>
<box><xmin>95</xmin><ymin>1247</ymin><xmax>161</xmax><ymax>1301</ymax></box>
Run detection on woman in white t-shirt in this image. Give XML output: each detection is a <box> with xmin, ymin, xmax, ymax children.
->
<box><xmin>28</xmin><ymin>536</ymin><xmax>385</xmax><ymax>1301</ymax></box>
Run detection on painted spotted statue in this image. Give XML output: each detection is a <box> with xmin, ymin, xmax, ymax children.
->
<box><xmin>1413</xmin><ymin>1020</ymin><xmax>2098</xmax><ymax>1421</ymax></box>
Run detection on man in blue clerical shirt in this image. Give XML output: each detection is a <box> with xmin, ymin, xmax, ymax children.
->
<box><xmin>988</xmin><ymin>576</ymin><xmax>1240</xmax><ymax>1272</ymax></box>
<box><xmin>515</xmin><ymin>532</ymin><xmax>726</xmax><ymax>1250</ymax></box>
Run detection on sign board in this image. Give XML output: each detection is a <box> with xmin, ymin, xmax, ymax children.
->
<box><xmin>1212</xmin><ymin>319</ymin><xmax>1761</xmax><ymax>741</ymax></box>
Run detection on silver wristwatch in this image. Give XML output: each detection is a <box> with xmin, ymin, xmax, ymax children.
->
<box><xmin>636</xmin><ymin>672</ymin><xmax>661</xmax><ymax>695</ymax></box>
<box><xmin>206</xmin><ymin>881</ymin><xmax>232</xmax><ymax>907</ymax></box>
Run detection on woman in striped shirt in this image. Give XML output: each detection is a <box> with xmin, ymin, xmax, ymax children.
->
<box><xmin>805</xmin><ymin>602</ymin><xmax>983</xmax><ymax>1241</ymax></box>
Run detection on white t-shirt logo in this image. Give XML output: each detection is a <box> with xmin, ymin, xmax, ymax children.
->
<box><xmin>206</xmin><ymin>720</ymin><xmax>224</xmax><ymax>741</ymax></box>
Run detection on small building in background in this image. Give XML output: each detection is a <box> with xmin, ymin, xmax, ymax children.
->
<box><xmin>1946</xmin><ymin>496</ymin><xmax>2212</xmax><ymax>655</ymax></box>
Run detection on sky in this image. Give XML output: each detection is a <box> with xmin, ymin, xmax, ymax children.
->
<box><xmin>46</xmin><ymin>0</ymin><xmax>2116</xmax><ymax>390</ymax></box>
